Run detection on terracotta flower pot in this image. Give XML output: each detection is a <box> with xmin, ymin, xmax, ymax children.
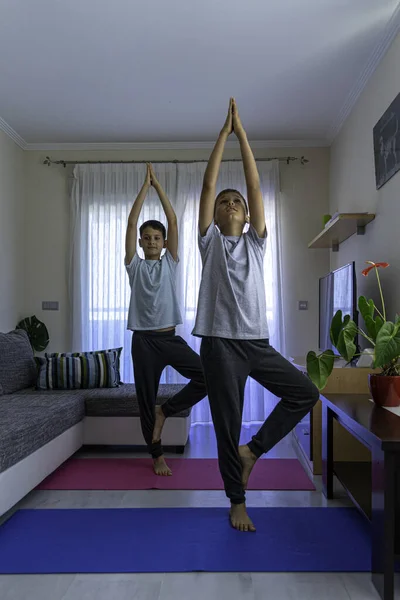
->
<box><xmin>369</xmin><ymin>374</ymin><xmax>400</xmax><ymax>407</ymax></box>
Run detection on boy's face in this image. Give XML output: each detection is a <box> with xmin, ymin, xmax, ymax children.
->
<box><xmin>139</xmin><ymin>227</ymin><xmax>166</xmax><ymax>259</ymax></box>
<box><xmin>214</xmin><ymin>191</ymin><xmax>249</xmax><ymax>230</ymax></box>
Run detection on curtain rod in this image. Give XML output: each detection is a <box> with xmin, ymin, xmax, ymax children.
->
<box><xmin>43</xmin><ymin>155</ymin><xmax>309</xmax><ymax>168</ymax></box>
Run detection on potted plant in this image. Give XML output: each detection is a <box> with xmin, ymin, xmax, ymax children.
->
<box><xmin>307</xmin><ymin>261</ymin><xmax>400</xmax><ymax>407</ymax></box>
<box><xmin>16</xmin><ymin>315</ymin><xmax>49</xmax><ymax>354</ymax></box>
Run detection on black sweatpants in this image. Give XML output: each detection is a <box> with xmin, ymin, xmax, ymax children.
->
<box><xmin>200</xmin><ymin>337</ymin><xmax>319</xmax><ymax>505</ymax></box>
<box><xmin>132</xmin><ymin>329</ymin><xmax>207</xmax><ymax>458</ymax></box>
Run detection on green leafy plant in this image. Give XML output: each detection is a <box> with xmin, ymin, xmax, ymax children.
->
<box><xmin>16</xmin><ymin>315</ymin><xmax>49</xmax><ymax>353</ymax></box>
<box><xmin>307</xmin><ymin>262</ymin><xmax>399</xmax><ymax>390</ymax></box>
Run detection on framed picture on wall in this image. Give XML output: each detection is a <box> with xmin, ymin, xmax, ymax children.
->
<box><xmin>373</xmin><ymin>92</ymin><xmax>400</xmax><ymax>189</ymax></box>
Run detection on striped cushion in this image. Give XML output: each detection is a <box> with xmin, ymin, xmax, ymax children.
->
<box><xmin>46</xmin><ymin>347</ymin><xmax>123</xmax><ymax>384</ymax></box>
<box><xmin>36</xmin><ymin>352</ymin><xmax>119</xmax><ymax>390</ymax></box>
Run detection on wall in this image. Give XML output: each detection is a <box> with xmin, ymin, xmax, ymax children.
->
<box><xmin>0</xmin><ymin>130</ymin><xmax>25</xmax><ymax>331</ymax></box>
<box><xmin>23</xmin><ymin>146</ymin><xmax>330</xmax><ymax>356</ymax></box>
<box><xmin>330</xmin><ymin>32</ymin><xmax>400</xmax><ymax>330</ymax></box>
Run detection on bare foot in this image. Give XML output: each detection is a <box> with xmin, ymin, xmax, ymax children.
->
<box><xmin>239</xmin><ymin>444</ymin><xmax>257</xmax><ymax>489</ymax></box>
<box><xmin>153</xmin><ymin>456</ymin><xmax>172</xmax><ymax>476</ymax></box>
<box><xmin>153</xmin><ymin>405</ymin><xmax>166</xmax><ymax>443</ymax></box>
<box><xmin>230</xmin><ymin>503</ymin><xmax>256</xmax><ymax>532</ymax></box>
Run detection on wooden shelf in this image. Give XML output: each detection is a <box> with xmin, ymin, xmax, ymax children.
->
<box><xmin>308</xmin><ymin>213</ymin><xmax>375</xmax><ymax>251</ymax></box>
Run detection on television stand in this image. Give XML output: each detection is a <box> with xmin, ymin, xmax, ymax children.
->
<box><xmin>290</xmin><ymin>356</ymin><xmax>378</xmax><ymax>475</ymax></box>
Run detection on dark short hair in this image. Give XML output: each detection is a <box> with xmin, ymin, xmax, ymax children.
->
<box><xmin>215</xmin><ymin>188</ymin><xmax>249</xmax><ymax>214</ymax></box>
<box><xmin>139</xmin><ymin>220</ymin><xmax>166</xmax><ymax>239</ymax></box>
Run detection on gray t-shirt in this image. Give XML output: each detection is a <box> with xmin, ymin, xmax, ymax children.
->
<box><xmin>125</xmin><ymin>250</ymin><xmax>183</xmax><ymax>331</ymax></box>
<box><xmin>192</xmin><ymin>223</ymin><xmax>269</xmax><ymax>339</ymax></box>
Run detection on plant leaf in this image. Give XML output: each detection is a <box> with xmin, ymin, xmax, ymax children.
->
<box><xmin>336</xmin><ymin>319</ymin><xmax>358</xmax><ymax>362</ymax></box>
<box><xmin>330</xmin><ymin>310</ymin><xmax>345</xmax><ymax>347</ymax></box>
<box><xmin>306</xmin><ymin>350</ymin><xmax>335</xmax><ymax>391</ymax></box>
<box><xmin>16</xmin><ymin>315</ymin><xmax>49</xmax><ymax>352</ymax></box>
<box><xmin>359</xmin><ymin>296</ymin><xmax>384</xmax><ymax>342</ymax></box>
<box><xmin>358</xmin><ymin>296</ymin><xmax>374</xmax><ymax>321</ymax></box>
<box><xmin>365</xmin><ymin>314</ymin><xmax>385</xmax><ymax>342</ymax></box>
<box><xmin>329</xmin><ymin>311</ymin><xmax>355</xmax><ymax>360</ymax></box>
<box><xmin>374</xmin><ymin>321</ymin><xmax>400</xmax><ymax>368</ymax></box>
<box><xmin>374</xmin><ymin>315</ymin><xmax>384</xmax><ymax>338</ymax></box>
<box><xmin>364</xmin><ymin>315</ymin><xmax>377</xmax><ymax>340</ymax></box>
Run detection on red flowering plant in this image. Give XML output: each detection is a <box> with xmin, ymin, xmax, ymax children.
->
<box><xmin>307</xmin><ymin>262</ymin><xmax>400</xmax><ymax>390</ymax></box>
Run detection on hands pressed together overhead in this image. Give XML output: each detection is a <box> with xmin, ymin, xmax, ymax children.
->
<box><xmin>145</xmin><ymin>162</ymin><xmax>159</xmax><ymax>187</ymax></box>
<box><xmin>221</xmin><ymin>97</ymin><xmax>245</xmax><ymax>137</ymax></box>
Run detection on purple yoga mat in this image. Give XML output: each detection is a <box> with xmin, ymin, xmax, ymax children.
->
<box><xmin>36</xmin><ymin>458</ymin><xmax>315</xmax><ymax>490</ymax></box>
<box><xmin>0</xmin><ymin>508</ymin><xmax>370</xmax><ymax>573</ymax></box>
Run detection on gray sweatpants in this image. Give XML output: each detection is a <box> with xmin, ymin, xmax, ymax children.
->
<box><xmin>200</xmin><ymin>337</ymin><xmax>319</xmax><ymax>505</ymax></box>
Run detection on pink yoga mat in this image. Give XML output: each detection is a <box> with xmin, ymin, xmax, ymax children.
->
<box><xmin>36</xmin><ymin>458</ymin><xmax>315</xmax><ymax>491</ymax></box>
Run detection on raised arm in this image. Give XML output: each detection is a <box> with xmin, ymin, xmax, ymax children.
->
<box><xmin>232</xmin><ymin>99</ymin><xmax>266</xmax><ymax>238</ymax></box>
<box><xmin>199</xmin><ymin>98</ymin><xmax>233</xmax><ymax>236</ymax></box>
<box><xmin>148</xmin><ymin>163</ymin><xmax>178</xmax><ymax>261</ymax></box>
<box><xmin>125</xmin><ymin>164</ymin><xmax>151</xmax><ymax>264</ymax></box>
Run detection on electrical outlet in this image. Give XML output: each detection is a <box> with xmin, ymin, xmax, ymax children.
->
<box><xmin>298</xmin><ymin>301</ymin><xmax>308</xmax><ymax>311</ymax></box>
<box><xmin>42</xmin><ymin>301</ymin><xmax>59</xmax><ymax>311</ymax></box>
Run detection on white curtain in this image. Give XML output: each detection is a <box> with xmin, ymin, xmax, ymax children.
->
<box><xmin>70</xmin><ymin>160</ymin><xmax>284</xmax><ymax>424</ymax></box>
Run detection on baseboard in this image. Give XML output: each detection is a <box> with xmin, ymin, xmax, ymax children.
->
<box><xmin>82</xmin><ymin>415</ymin><xmax>191</xmax><ymax>446</ymax></box>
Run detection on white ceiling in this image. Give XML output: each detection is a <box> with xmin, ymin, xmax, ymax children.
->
<box><xmin>0</xmin><ymin>0</ymin><xmax>399</xmax><ymax>148</ymax></box>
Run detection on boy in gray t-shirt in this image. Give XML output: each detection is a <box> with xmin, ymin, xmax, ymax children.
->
<box><xmin>193</xmin><ymin>99</ymin><xmax>319</xmax><ymax>532</ymax></box>
<box><xmin>125</xmin><ymin>163</ymin><xmax>206</xmax><ymax>476</ymax></box>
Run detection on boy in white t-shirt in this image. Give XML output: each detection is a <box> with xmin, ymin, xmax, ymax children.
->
<box><xmin>125</xmin><ymin>163</ymin><xmax>206</xmax><ymax>476</ymax></box>
<box><xmin>193</xmin><ymin>99</ymin><xmax>319</xmax><ymax>531</ymax></box>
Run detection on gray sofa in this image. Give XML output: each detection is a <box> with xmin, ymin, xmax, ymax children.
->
<box><xmin>0</xmin><ymin>329</ymin><xmax>191</xmax><ymax>517</ymax></box>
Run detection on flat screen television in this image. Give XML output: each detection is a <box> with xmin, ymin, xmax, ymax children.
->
<box><xmin>319</xmin><ymin>262</ymin><xmax>358</xmax><ymax>354</ymax></box>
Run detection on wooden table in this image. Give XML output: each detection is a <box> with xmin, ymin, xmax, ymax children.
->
<box><xmin>290</xmin><ymin>358</ymin><xmax>377</xmax><ymax>475</ymax></box>
<box><xmin>321</xmin><ymin>393</ymin><xmax>400</xmax><ymax>600</ymax></box>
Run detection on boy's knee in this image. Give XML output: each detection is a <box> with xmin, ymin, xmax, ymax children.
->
<box><xmin>297</xmin><ymin>374</ymin><xmax>320</xmax><ymax>407</ymax></box>
<box><xmin>193</xmin><ymin>369</ymin><xmax>206</xmax><ymax>386</ymax></box>
<box><xmin>308</xmin><ymin>380</ymin><xmax>320</xmax><ymax>406</ymax></box>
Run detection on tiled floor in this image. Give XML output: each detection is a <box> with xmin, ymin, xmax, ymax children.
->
<box><xmin>0</xmin><ymin>424</ymin><xmax>396</xmax><ymax>599</ymax></box>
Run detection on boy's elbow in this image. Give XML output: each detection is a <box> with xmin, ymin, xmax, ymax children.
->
<box><xmin>127</xmin><ymin>220</ymin><xmax>137</xmax><ymax>231</ymax></box>
<box><xmin>202</xmin><ymin>180</ymin><xmax>214</xmax><ymax>192</ymax></box>
<box><xmin>247</xmin><ymin>182</ymin><xmax>261</xmax><ymax>193</ymax></box>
